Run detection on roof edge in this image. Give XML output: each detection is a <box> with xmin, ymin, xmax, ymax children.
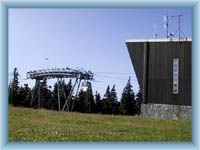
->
<box><xmin>126</xmin><ymin>38</ymin><xmax>192</xmax><ymax>43</ymax></box>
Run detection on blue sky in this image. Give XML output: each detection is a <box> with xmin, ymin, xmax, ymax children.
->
<box><xmin>8</xmin><ymin>8</ymin><xmax>192</xmax><ymax>99</ymax></box>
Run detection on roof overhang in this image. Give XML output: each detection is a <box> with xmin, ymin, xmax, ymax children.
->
<box><xmin>126</xmin><ymin>38</ymin><xmax>192</xmax><ymax>43</ymax></box>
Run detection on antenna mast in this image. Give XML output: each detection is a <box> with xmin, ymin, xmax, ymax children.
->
<box><xmin>163</xmin><ymin>15</ymin><xmax>169</xmax><ymax>38</ymax></box>
<box><xmin>154</xmin><ymin>24</ymin><xmax>158</xmax><ymax>39</ymax></box>
<box><xmin>171</xmin><ymin>14</ymin><xmax>186</xmax><ymax>40</ymax></box>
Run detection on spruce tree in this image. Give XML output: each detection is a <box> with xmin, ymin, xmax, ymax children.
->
<box><xmin>75</xmin><ymin>86</ymin><xmax>95</xmax><ymax>113</ymax></box>
<box><xmin>120</xmin><ymin>77</ymin><xmax>136</xmax><ymax>115</ymax></box>
<box><xmin>85</xmin><ymin>85</ymin><xmax>95</xmax><ymax>113</ymax></box>
<box><xmin>135</xmin><ymin>90</ymin><xmax>142</xmax><ymax>115</ymax></box>
<box><xmin>24</xmin><ymin>84</ymin><xmax>32</xmax><ymax>106</ymax></box>
<box><xmin>9</xmin><ymin>68</ymin><xmax>20</xmax><ymax>106</ymax></box>
<box><xmin>66</xmin><ymin>79</ymin><xmax>72</xmax><ymax>99</ymax></box>
<box><xmin>52</xmin><ymin>82</ymin><xmax>58</xmax><ymax>110</ymax></box>
<box><xmin>30</xmin><ymin>78</ymin><xmax>51</xmax><ymax>109</ymax></box>
<box><xmin>102</xmin><ymin>85</ymin><xmax>111</xmax><ymax>114</ymax></box>
<box><xmin>110</xmin><ymin>85</ymin><xmax>118</xmax><ymax>114</ymax></box>
<box><xmin>19</xmin><ymin>84</ymin><xmax>32</xmax><ymax>107</ymax></box>
<box><xmin>94</xmin><ymin>91</ymin><xmax>102</xmax><ymax>113</ymax></box>
<box><xmin>40</xmin><ymin>79</ymin><xmax>48</xmax><ymax>108</ymax></box>
<box><xmin>40</xmin><ymin>79</ymin><xmax>52</xmax><ymax>109</ymax></box>
<box><xmin>31</xmin><ymin>80</ymin><xmax>41</xmax><ymax>108</ymax></box>
<box><xmin>17</xmin><ymin>86</ymin><xmax>26</xmax><ymax>106</ymax></box>
<box><xmin>74</xmin><ymin>89</ymin><xmax>85</xmax><ymax>112</ymax></box>
<box><xmin>52</xmin><ymin>79</ymin><xmax>72</xmax><ymax>111</ymax></box>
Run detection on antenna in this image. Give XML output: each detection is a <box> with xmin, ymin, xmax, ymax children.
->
<box><xmin>154</xmin><ymin>24</ymin><xmax>158</xmax><ymax>39</ymax></box>
<box><xmin>171</xmin><ymin>14</ymin><xmax>187</xmax><ymax>40</ymax></box>
<box><xmin>163</xmin><ymin>15</ymin><xmax>169</xmax><ymax>38</ymax></box>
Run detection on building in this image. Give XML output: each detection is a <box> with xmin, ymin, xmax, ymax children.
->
<box><xmin>126</xmin><ymin>38</ymin><xmax>192</xmax><ymax>119</ymax></box>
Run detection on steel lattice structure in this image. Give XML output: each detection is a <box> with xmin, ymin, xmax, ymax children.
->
<box><xmin>27</xmin><ymin>67</ymin><xmax>93</xmax><ymax>80</ymax></box>
<box><xmin>27</xmin><ymin>67</ymin><xmax>93</xmax><ymax>112</ymax></box>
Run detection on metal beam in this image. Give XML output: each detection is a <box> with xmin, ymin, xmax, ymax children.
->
<box><xmin>143</xmin><ymin>42</ymin><xmax>149</xmax><ymax>104</ymax></box>
<box><xmin>57</xmin><ymin>78</ymin><xmax>61</xmax><ymax>111</ymax></box>
<box><xmin>61</xmin><ymin>78</ymin><xmax>78</xmax><ymax>112</ymax></box>
<box><xmin>27</xmin><ymin>67</ymin><xmax>94</xmax><ymax>111</ymax></box>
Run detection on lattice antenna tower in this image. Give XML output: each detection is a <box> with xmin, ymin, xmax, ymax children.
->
<box><xmin>154</xmin><ymin>24</ymin><xmax>158</xmax><ymax>39</ymax></box>
<box><xmin>171</xmin><ymin>14</ymin><xmax>187</xmax><ymax>40</ymax></box>
<box><xmin>163</xmin><ymin>14</ymin><xmax>169</xmax><ymax>38</ymax></box>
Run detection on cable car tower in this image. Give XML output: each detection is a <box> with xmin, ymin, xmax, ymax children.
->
<box><xmin>27</xmin><ymin>67</ymin><xmax>93</xmax><ymax>112</ymax></box>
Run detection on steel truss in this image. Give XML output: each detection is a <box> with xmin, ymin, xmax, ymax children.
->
<box><xmin>27</xmin><ymin>67</ymin><xmax>93</xmax><ymax>112</ymax></box>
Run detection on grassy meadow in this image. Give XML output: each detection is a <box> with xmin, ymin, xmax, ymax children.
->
<box><xmin>9</xmin><ymin>106</ymin><xmax>191</xmax><ymax>142</ymax></box>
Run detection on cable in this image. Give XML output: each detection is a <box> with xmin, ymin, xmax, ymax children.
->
<box><xmin>95</xmin><ymin>74</ymin><xmax>138</xmax><ymax>81</ymax></box>
<box><xmin>95</xmin><ymin>74</ymin><xmax>127</xmax><ymax>80</ymax></box>
<box><xmin>94</xmin><ymin>71</ymin><xmax>133</xmax><ymax>75</ymax></box>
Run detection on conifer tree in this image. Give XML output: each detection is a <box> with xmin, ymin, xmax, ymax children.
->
<box><xmin>94</xmin><ymin>91</ymin><xmax>102</xmax><ymax>113</ymax></box>
<box><xmin>120</xmin><ymin>77</ymin><xmax>136</xmax><ymax>115</ymax></box>
<box><xmin>85</xmin><ymin>85</ymin><xmax>95</xmax><ymax>113</ymax></box>
<box><xmin>52</xmin><ymin>79</ymin><xmax>72</xmax><ymax>111</ymax></box>
<box><xmin>40</xmin><ymin>79</ymin><xmax>48</xmax><ymax>108</ymax></box>
<box><xmin>52</xmin><ymin>81</ymin><xmax>59</xmax><ymax>110</ymax></box>
<box><xmin>74</xmin><ymin>89</ymin><xmax>85</xmax><ymax>112</ymax></box>
<box><xmin>9</xmin><ymin>68</ymin><xmax>20</xmax><ymax>106</ymax></box>
<box><xmin>30</xmin><ymin>80</ymin><xmax>40</xmax><ymax>108</ymax></box>
<box><xmin>19</xmin><ymin>84</ymin><xmax>32</xmax><ymax>107</ymax></box>
<box><xmin>102</xmin><ymin>85</ymin><xmax>111</xmax><ymax>114</ymax></box>
<box><xmin>135</xmin><ymin>90</ymin><xmax>142</xmax><ymax>115</ymax></box>
<box><xmin>110</xmin><ymin>85</ymin><xmax>118</xmax><ymax>114</ymax></box>
<box><xmin>74</xmin><ymin>85</ymin><xmax>95</xmax><ymax>113</ymax></box>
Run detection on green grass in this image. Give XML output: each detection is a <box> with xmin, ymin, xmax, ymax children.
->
<box><xmin>9</xmin><ymin>106</ymin><xmax>192</xmax><ymax>142</ymax></box>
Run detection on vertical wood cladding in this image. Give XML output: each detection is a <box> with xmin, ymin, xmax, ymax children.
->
<box><xmin>126</xmin><ymin>40</ymin><xmax>191</xmax><ymax>106</ymax></box>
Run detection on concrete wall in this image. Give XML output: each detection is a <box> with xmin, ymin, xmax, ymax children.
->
<box><xmin>141</xmin><ymin>103</ymin><xmax>192</xmax><ymax>120</ymax></box>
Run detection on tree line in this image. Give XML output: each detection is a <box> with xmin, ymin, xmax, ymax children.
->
<box><xmin>9</xmin><ymin>68</ymin><xmax>142</xmax><ymax>115</ymax></box>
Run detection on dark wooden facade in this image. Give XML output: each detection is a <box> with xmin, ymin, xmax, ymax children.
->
<box><xmin>126</xmin><ymin>39</ymin><xmax>191</xmax><ymax>106</ymax></box>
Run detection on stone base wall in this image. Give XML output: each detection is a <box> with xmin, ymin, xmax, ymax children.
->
<box><xmin>141</xmin><ymin>103</ymin><xmax>192</xmax><ymax>120</ymax></box>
